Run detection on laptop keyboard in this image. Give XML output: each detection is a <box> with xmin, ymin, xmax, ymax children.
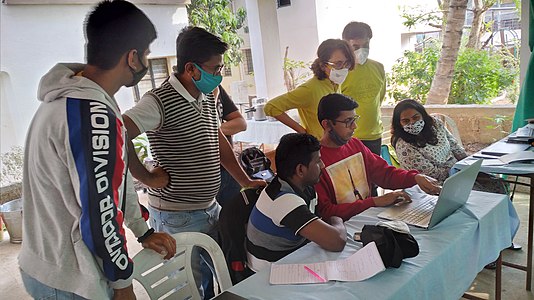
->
<box><xmin>396</xmin><ymin>200</ymin><xmax>434</xmax><ymax>224</ymax></box>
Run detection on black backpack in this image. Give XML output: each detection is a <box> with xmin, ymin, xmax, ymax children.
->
<box><xmin>239</xmin><ymin>147</ymin><xmax>275</xmax><ymax>182</ymax></box>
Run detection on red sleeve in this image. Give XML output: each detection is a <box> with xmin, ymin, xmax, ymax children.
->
<box><xmin>360</xmin><ymin>142</ymin><xmax>419</xmax><ymax>189</ymax></box>
<box><xmin>315</xmin><ymin>139</ymin><xmax>419</xmax><ymax>222</ymax></box>
<box><xmin>315</xmin><ymin>172</ymin><xmax>375</xmax><ymax>222</ymax></box>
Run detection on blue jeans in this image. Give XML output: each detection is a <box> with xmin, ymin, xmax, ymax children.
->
<box><xmin>216</xmin><ymin>167</ymin><xmax>242</xmax><ymax>208</ymax></box>
<box><xmin>147</xmin><ymin>202</ymin><xmax>221</xmax><ymax>299</ymax></box>
<box><xmin>20</xmin><ymin>269</ymin><xmax>100</xmax><ymax>300</ymax></box>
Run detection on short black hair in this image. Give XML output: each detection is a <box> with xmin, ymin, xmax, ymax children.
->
<box><xmin>310</xmin><ymin>39</ymin><xmax>355</xmax><ymax>80</ymax></box>
<box><xmin>175</xmin><ymin>26</ymin><xmax>228</xmax><ymax>74</ymax></box>
<box><xmin>391</xmin><ymin>99</ymin><xmax>437</xmax><ymax>148</ymax></box>
<box><xmin>85</xmin><ymin>0</ymin><xmax>157</xmax><ymax>70</ymax></box>
<box><xmin>317</xmin><ymin>93</ymin><xmax>358</xmax><ymax>126</ymax></box>
<box><xmin>276</xmin><ymin>133</ymin><xmax>320</xmax><ymax>181</ymax></box>
<box><xmin>342</xmin><ymin>21</ymin><xmax>373</xmax><ymax>40</ymax></box>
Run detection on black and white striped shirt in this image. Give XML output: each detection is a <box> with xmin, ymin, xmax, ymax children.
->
<box><xmin>125</xmin><ymin>75</ymin><xmax>220</xmax><ymax>211</ymax></box>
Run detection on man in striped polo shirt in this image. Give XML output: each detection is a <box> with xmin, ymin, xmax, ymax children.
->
<box><xmin>246</xmin><ymin>133</ymin><xmax>347</xmax><ymax>272</ymax></box>
<box><xmin>123</xmin><ymin>27</ymin><xmax>265</xmax><ymax>298</ymax></box>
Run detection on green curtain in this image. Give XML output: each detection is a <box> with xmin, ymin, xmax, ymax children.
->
<box><xmin>512</xmin><ymin>0</ymin><xmax>534</xmax><ymax>131</ymax></box>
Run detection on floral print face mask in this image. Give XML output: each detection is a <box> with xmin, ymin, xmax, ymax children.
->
<box><xmin>403</xmin><ymin>119</ymin><xmax>425</xmax><ymax>135</ymax></box>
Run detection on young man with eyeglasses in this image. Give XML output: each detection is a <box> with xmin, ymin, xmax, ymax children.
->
<box><xmin>123</xmin><ymin>26</ymin><xmax>265</xmax><ymax>299</ymax></box>
<box><xmin>315</xmin><ymin>94</ymin><xmax>441</xmax><ymax>221</ymax></box>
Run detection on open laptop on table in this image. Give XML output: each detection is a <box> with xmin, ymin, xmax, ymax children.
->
<box><xmin>377</xmin><ymin>159</ymin><xmax>482</xmax><ymax>229</ymax></box>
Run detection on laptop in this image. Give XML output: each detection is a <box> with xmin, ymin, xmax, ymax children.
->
<box><xmin>377</xmin><ymin>159</ymin><xmax>482</xmax><ymax>229</ymax></box>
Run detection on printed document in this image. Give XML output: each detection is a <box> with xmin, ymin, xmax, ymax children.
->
<box><xmin>269</xmin><ymin>242</ymin><xmax>385</xmax><ymax>285</ymax></box>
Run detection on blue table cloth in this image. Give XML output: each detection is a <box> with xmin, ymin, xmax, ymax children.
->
<box><xmin>227</xmin><ymin>191</ymin><xmax>518</xmax><ymax>300</ymax></box>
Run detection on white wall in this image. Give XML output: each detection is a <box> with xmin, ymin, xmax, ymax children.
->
<box><xmin>245</xmin><ymin>0</ymin><xmax>285</xmax><ymax>100</ymax></box>
<box><xmin>0</xmin><ymin>4</ymin><xmax>186</xmax><ymax>153</ymax></box>
<box><xmin>276</xmin><ymin>0</ymin><xmax>319</xmax><ymax>65</ymax></box>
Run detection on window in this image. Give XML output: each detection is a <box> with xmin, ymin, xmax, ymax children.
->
<box><xmin>277</xmin><ymin>0</ymin><xmax>291</xmax><ymax>8</ymax></box>
<box><xmin>242</xmin><ymin>49</ymin><xmax>254</xmax><ymax>75</ymax></box>
<box><xmin>224</xmin><ymin>66</ymin><xmax>232</xmax><ymax>77</ymax></box>
<box><xmin>133</xmin><ymin>58</ymin><xmax>169</xmax><ymax>103</ymax></box>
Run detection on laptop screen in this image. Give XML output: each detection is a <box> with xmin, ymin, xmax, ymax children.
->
<box><xmin>428</xmin><ymin>159</ymin><xmax>482</xmax><ymax>228</ymax></box>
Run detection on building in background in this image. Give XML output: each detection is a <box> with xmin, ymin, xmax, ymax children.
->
<box><xmin>0</xmin><ymin>0</ymin><xmax>189</xmax><ymax>153</ymax></box>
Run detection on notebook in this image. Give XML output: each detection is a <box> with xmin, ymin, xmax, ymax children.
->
<box><xmin>377</xmin><ymin>159</ymin><xmax>482</xmax><ymax>229</ymax></box>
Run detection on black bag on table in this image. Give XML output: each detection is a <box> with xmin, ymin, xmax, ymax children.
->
<box><xmin>360</xmin><ymin>224</ymin><xmax>420</xmax><ymax>268</ymax></box>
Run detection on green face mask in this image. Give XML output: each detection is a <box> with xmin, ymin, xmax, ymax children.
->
<box><xmin>192</xmin><ymin>63</ymin><xmax>223</xmax><ymax>94</ymax></box>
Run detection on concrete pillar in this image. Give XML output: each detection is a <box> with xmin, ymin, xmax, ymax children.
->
<box><xmin>245</xmin><ymin>0</ymin><xmax>286</xmax><ymax>100</ymax></box>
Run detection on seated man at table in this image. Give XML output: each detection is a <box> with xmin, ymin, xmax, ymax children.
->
<box><xmin>246</xmin><ymin>133</ymin><xmax>347</xmax><ymax>272</ymax></box>
<box><xmin>315</xmin><ymin>93</ymin><xmax>441</xmax><ymax>221</ymax></box>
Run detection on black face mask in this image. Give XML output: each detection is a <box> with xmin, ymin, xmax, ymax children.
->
<box><xmin>125</xmin><ymin>52</ymin><xmax>148</xmax><ymax>87</ymax></box>
<box><xmin>328</xmin><ymin>122</ymin><xmax>350</xmax><ymax>146</ymax></box>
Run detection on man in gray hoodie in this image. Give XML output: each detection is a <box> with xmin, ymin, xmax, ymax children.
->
<box><xmin>19</xmin><ymin>1</ymin><xmax>176</xmax><ymax>299</ymax></box>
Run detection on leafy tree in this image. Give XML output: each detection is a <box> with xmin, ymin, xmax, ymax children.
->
<box><xmin>283</xmin><ymin>46</ymin><xmax>312</xmax><ymax>92</ymax></box>
<box><xmin>387</xmin><ymin>44</ymin><xmax>440</xmax><ymax>102</ymax></box>
<box><xmin>187</xmin><ymin>0</ymin><xmax>246</xmax><ymax>66</ymax></box>
<box><xmin>466</xmin><ymin>0</ymin><xmax>496</xmax><ymax>49</ymax></box>
<box><xmin>388</xmin><ymin>40</ymin><xmax>519</xmax><ymax>105</ymax></box>
<box><xmin>400</xmin><ymin>0</ymin><xmax>518</xmax><ymax>104</ymax></box>
<box><xmin>451</xmin><ymin>48</ymin><xmax>518</xmax><ymax>104</ymax></box>
<box><xmin>426</xmin><ymin>0</ymin><xmax>468</xmax><ymax>104</ymax></box>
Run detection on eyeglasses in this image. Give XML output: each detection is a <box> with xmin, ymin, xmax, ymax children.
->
<box><xmin>325</xmin><ymin>61</ymin><xmax>351</xmax><ymax>70</ymax></box>
<box><xmin>332</xmin><ymin>115</ymin><xmax>360</xmax><ymax>128</ymax></box>
<box><xmin>196</xmin><ymin>63</ymin><xmax>225</xmax><ymax>76</ymax></box>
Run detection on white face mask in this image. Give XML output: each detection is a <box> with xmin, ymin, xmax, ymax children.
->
<box><xmin>403</xmin><ymin>119</ymin><xmax>425</xmax><ymax>135</ymax></box>
<box><xmin>329</xmin><ymin>68</ymin><xmax>349</xmax><ymax>85</ymax></box>
<box><xmin>354</xmin><ymin>48</ymin><xmax>369</xmax><ymax>65</ymax></box>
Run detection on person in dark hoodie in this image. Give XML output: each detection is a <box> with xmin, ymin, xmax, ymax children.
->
<box><xmin>19</xmin><ymin>1</ymin><xmax>176</xmax><ymax>299</ymax></box>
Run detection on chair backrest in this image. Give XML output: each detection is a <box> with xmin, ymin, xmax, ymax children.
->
<box><xmin>133</xmin><ymin>232</ymin><xmax>232</xmax><ymax>300</ymax></box>
<box><xmin>430</xmin><ymin>113</ymin><xmax>463</xmax><ymax>147</ymax></box>
<box><xmin>380</xmin><ymin>144</ymin><xmax>400</xmax><ymax>168</ymax></box>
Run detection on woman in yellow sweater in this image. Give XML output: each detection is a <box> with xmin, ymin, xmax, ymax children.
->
<box><xmin>264</xmin><ymin>39</ymin><xmax>355</xmax><ymax>139</ymax></box>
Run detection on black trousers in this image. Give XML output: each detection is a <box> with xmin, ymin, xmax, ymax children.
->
<box><xmin>361</xmin><ymin>138</ymin><xmax>382</xmax><ymax>197</ymax></box>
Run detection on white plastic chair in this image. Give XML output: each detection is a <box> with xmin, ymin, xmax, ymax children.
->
<box><xmin>133</xmin><ymin>232</ymin><xmax>232</xmax><ymax>300</ymax></box>
<box><xmin>430</xmin><ymin>113</ymin><xmax>463</xmax><ymax>147</ymax></box>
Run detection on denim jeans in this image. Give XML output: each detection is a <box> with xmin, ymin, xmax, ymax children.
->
<box><xmin>216</xmin><ymin>167</ymin><xmax>242</xmax><ymax>208</ymax></box>
<box><xmin>147</xmin><ymin>202</ymin><xmax>221</xmax><ymax>299</ymax></box>
<box><xmin>20</xmin><ymin>269</ymin><xmax>98</xmax><ymax>300</ymax></box>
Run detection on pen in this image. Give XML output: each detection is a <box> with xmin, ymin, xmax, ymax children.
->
<box><xmin>303</xmin><ymin>265</ymin><xmax>327</xmax><ymax>283</ymax></box>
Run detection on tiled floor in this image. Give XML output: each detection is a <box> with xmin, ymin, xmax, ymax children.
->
<box><xmin>2</xmin><ymin>192</ymin><xmax>534</xmax><ymax>300</ymax></box>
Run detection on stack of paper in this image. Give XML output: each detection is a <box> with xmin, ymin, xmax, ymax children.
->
<box><xmin>479</xmin><ymin>151</ymin><xmax>534</xmax><ymax>166</ymax></box>
<box><xmin>269</xmin><ymin>242</ymin><xmax>385</xmax><ymax>285</ymax></box>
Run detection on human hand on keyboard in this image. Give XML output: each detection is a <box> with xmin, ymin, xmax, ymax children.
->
<box><xmin>414</xmin><ymin>174</ymin><xmax>441</xmax><ymax>195</ymax></box>
<box><xmin>374</xmin><ymin>190</ymin><xmax>411</xmax><ymax>207</ymax></box>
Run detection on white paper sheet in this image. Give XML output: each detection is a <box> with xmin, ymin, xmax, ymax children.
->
<box><xmin>269</xmin><ymin>242</ymin><xmax>385</xmax><ymax>285</ymax></box>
